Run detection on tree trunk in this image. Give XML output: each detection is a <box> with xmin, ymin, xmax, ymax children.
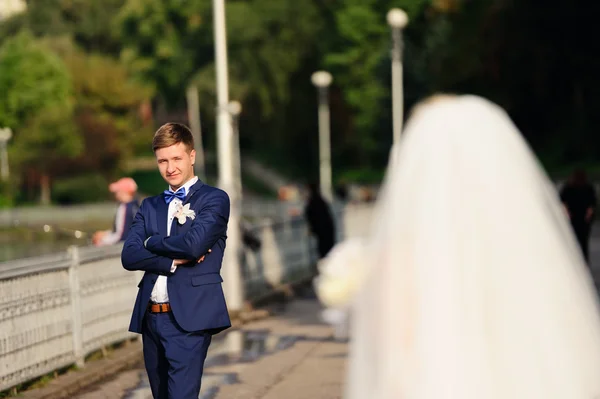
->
<box><xmin>40</xmin><ymin>173</ymin><xmax>51</xmax><ymax>205</ymax></box>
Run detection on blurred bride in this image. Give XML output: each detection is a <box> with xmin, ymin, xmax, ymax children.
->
<box><xmin>315</xmin><ymin>95</ymin><xmax>600</xmax><ymax>398</ymax></box>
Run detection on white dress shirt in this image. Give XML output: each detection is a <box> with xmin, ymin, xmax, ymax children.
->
<box><xmin>150</xmin><ymin>176</ymin><xmax>198</xmax><ymax>303</ymax></box>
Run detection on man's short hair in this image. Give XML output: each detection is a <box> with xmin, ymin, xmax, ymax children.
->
<box><xmin>152</xmin><ymin>123</ymin><xmax>195</xmax><ymax>152</ymax></box>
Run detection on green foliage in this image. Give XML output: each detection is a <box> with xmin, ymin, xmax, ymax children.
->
<box><xmin>222</xmin><ymin>0</ymin><xmax>323</xmax><ymax>116</ymax></box>
<box><xmin>326</xmin><ymin>2</ymin><xmax>387</xmax><ymax>135</ymax></box>
<box><xmin>323</xmin><ymin>0</ymin><xmax>429</xmax><ymax>157</ymax></box>
<box><xmin>1</xmin><ymin>0</ymin><xmax>598</xmax><ymax>205</ymax></box>
<box><xmin>11</xmin><ymin>105</ymin><xmax>82</xmax><ymax>169</ymax></box>
<box><xmin>52</xmin><ymin>173</ymin><xmax>109</xmax><ymax>205</ymax></box>
<box><xmin>0</xmin><ymin>32</ymin><xmax>73</xmax><ymax>129</ymax></box>
<box><xmin>0</xmin><ymin>3</ymin><xmax>152</xmax><ymax>181</ymax></box>
<box><xmin>52</xmin><ymin>38</ymin><xmax>154</xmax><ymax>165</ymax></box>
<box><xmin>119</xmin><ymin>0</ymin><xmax>323</xmax><ymax>118</ymax></box>
<box><xmin>117</xmin><ymin>0</ymin><xmax>212</xmax><ymax>103</ymax></box>
<box><xmin>0</xmin><ymin>181</ymin><xmax>14</xmax><ymax>208</ymax></box>
<box><xmin>0</xmin><ymin>0</ymin><xmax>126</xmax><ymax>55</ymax></box>
<box><xmin>0</xmin><ymin>32</ymin><xmax>81</xmax><ymax>189</ymax></box>
<box><xmin>337</xmin><ymin>167</ymin><xmax>385</xmax><ymax>185</ymax></box>
<box><xmin>129</xmin><ymin>169</ymin><xmax>165</xmax><ymax>196</ymax></box>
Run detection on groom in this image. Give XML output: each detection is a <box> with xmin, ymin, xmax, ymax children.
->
<box><xmin>121</xmin><ymin>123</ymin><xmax>231</xmax><ymax>399</ymax></box>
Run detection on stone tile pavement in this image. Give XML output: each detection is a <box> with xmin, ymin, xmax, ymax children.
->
<box><xmin>210</xmin><ymin>300</ymin><xmax>347</xmax><ymax>399</ymax></box>
<box><xmin>69</xmin><ymin>298</ymin><xmax>347</xmax><ymax>399</ymax></box>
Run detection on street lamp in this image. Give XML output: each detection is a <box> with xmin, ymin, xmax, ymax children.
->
<box><xmin>311</xmin><ymin>71</ymin><xmax>333</xmax><ymax>203</ymax></box>
<box><xmin>213</xmin><ymin>0</ymin><xmax>244</xmax><ymax>313</ymax></box>
<box><xmin>227</xmin><ymin>101</ymin><xmax>243</xmax><ymax>201</ymax></box>
<box><xmin>0</xmin><ymin>127</ymin><xmax>12</xmax><ymax>182</ymax></box>
<box><xmin>386</xmin><ymin>8</ymin><xmax>409</xmax><ymax>145</ymax></box>
<box><xmin>186</xmin><ymin>84</ymin><xmax>206</xmax><ymax>181</ymax></box>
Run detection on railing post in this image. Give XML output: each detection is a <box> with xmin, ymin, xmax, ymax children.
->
<box><xmin>303</xmin><ymin>223</ymin><xmax>316</xmax><ymax>277</ymax></box>
<box><xmin>262</xmin><ymin>222</ymin><xmax>283</xmax><ymax>287</ymax></box>
<box><xmin>68</xmin><ymin>245</ymin><xmax>85</xmax><ymax>368</ymax></box>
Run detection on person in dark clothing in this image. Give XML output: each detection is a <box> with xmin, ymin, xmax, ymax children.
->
<box><xmin>560</xmin><ymin>169</ymin><xmax>596</xmax><ymax>263</ymax></box>
<box><xmin>304</xmin><ymin>183</ymin><xmax>336</xmax><ymax>259</ymax></box>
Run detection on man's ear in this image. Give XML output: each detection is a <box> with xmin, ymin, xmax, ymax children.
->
<box><xmin>190</xmin><ymin>149</ymin><xmax>196</xmax><ymax>165</ymax></box>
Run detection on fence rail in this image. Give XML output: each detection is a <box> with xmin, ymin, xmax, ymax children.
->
<box><xmin>0</xmin><ymin>203</ymin><xmax>373</xmax><ymax>392</ymax></box>
<box><xmin>0</xmin><ymin>199</ymin><xmax>295</xmax><ymax>228</ymax></box>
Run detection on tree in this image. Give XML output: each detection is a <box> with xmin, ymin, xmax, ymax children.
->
<box><xmin>0</xmin><ymin>32</ymin><xmax>72</xmax><ymax>128</ymax></box>
<box><xmin>43</xmin><ymin>37</ymin><xmax>154</xmax><ymax>176</ymax></box>
<box><xmin>321</xmin><ymin>0</ymin><xmax>430</xmax><ymax>168</ymax></box>
<box><xmin>118</xmin><ymin>0</ymin><xmax>327</xmax><ymax>174</ymax></box>
<box><xmin>117</xmin><ymin>0</ymin><xmax>212</xmax><ymax>106</ymax></box>
<box><xmin>193</xmin><ymin>0</ymin><xmax>325</xmax><ymax>154</ymax></box>
<box><xmin>12</xmin><ymin>106</ymin><xmax>82</xmax><ymax>204</ymax></box>
<box><xmin>0</xmin><ymin>0</ymin><xmax>126</xmax><ymax>55</ymax></box>
<box><xmin>0</xmin><ymin>32</ymin><xmax>81</xmax><ymax>204</ymax></box>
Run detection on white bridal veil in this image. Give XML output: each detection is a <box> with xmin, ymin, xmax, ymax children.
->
<box><xmin>317</xmin><ymin>95</ymin><xmax>600</xmax><ymax>399</ymax></box>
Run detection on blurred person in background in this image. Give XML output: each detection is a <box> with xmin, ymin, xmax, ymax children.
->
<box><xmin>92</xmin><ymin>177</ymin><xmax>139</xmax><ymax>246</ymax></box>
<box><xmin>304</xmin><ymin>182</ymin><xmax>336</xmax><ymax>259</ymax></box>
<box><xmin>560</xmin><ymin>168</ymin><xmax>596</xmax><ymax>263</ymax></box>
<box><xmin>316</xmin><ymin>95</ymin><xmax>600</xmax><ymax>399</ymax></box>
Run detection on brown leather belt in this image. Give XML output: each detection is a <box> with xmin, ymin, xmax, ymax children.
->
<box><xmin>148</xmin><ymin>302</ymin><xmax>171</xmax><ymax>313</ymax></box>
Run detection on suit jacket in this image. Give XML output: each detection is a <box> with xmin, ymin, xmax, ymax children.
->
<box><xmin>121</xmin><ymin>179</ymin><xmax>232</xmax><ymax>334</ymax></box>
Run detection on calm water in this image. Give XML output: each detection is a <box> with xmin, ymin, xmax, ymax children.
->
<box><xmin>0</xmin><ymin>228</ymin><xmax>90</xmax><ymax>263</ymax></box>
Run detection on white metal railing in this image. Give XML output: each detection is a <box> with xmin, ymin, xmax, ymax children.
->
<box><xmin>0</xmin><ymin>199</ymin><xmax>291</xmax><ymax>228</ymax></box>
<box><xmin>0</xmin><ymin>203</ymin><xmax>373</xmax><ymax>392</ymax></box>
<box><xmin>0</xmin><ymin>244</ymin><xmax>142</xmax><ymax>391</ymax></box>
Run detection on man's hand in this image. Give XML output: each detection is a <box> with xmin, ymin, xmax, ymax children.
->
<box><xmin>173</xmin><ymin>259</ymin><xmax>189</xmax><ymax>266</ymax></box>
<box><xmin>92</xmin><ymin>231</ymin><xmax>107</xmax><ymax>246</ymax></box>
<box><xmin>197</xmin><ymin>249</ymin><xmax>212</xmax><ymax>263</ymax></box>
<box><xmin>173</xmin><ymin>249</ymin><xmax>212</xmax><ymax>267</ymax></box>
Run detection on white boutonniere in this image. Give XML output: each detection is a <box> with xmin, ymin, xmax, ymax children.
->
<box><xmin>174</xmin><ymin>203</ymin><xmax>196</xmax><ymax>225</ymax></box>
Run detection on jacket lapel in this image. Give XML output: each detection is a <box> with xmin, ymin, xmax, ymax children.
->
<box><xmin>184</xmin><ymin>179</ymin><xmax>205</xmax><ymax>205</ymax></box>
<box><xmin>168</xmin><ymin>179</ymin><xmax>204</xmax><ymax>236</ymax></box>
<box><xmin>173</xmin><ymin>179</ymin><xmax>204</xmax><ymax>235</ymax></box>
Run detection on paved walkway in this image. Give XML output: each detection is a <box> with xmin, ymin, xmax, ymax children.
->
<box><xmin>73</xmin><ymin>298</ymin><xmax>348</xmax><ymax>399</ymax></box>
<box><xmin>210</xmin><ymin>300</ymin><xmax>347</xmax><ymax>399</ymax></box>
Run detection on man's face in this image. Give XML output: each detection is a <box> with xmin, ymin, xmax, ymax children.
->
<box><xmin>155</xmin><ymin>142</ymin><xmax>196</xmax><ymax>190</ymax></box>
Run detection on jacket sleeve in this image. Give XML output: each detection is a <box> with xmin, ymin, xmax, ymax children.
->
<box><xmin>121</xmin><ymin>199</ymin><xmax>174</xmax><ymax>274</ymax></box>
<box><xmin>145</xmin><ymin>190</ymin><xmax>230</xmax><ymax>260</ymax></box>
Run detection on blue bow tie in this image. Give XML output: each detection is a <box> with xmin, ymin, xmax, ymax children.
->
<box><xmin>164</xmin><ymin>188</ymin><xmax>186</xmax><ymax>204</ymax></box>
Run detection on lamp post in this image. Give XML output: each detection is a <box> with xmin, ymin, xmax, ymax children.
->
<box><xmin>186</xmin><ymin>84</ymin><xmax>206</xmax><ymax>180</ymax></box>
<box><xmin>227</xmin><ymin>101</ymin><xmax>243</xmax><ymax>201</ymax></box>
<box><xmin>386</xmin><ymin>8</ymin><xmax>409</xmax><ymax>145</ymax></box>
<box><xmin>311</xmin><ymin>71</ymin><xmax>333</xmax><ymax>203</ymax></box>
<box><xmin>213</xmin><ymin>0</ymin><xmax>244</xmax><ymax>313</ymax></box>
<box><xmin>0</xmin><ymin>127</ymin><xmax>12</xmax><ymax>182</ymax></box>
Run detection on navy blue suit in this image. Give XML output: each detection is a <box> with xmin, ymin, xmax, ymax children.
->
<box><xmin>121</xmin><ymin>179</ymin><xmax>231</xmax><ymax>398</ymax></box>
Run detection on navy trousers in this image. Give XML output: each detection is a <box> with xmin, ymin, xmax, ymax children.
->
<box><xmin>142</xmin><ymin>311</ymin><xmax>212</xmax><ymax>399</ymax></box>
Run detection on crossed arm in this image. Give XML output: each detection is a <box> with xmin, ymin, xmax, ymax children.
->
<box><xmin>121</xmin><ymin>199</ymin><xmax>174</xmax><ymax>274</ymax></box>
<box><xmin>122</xmin><ymin>191</ymin><xmax>230</xmax><ymax>273</ymax></box>
<box><xmin>145</xmin><ymin>191</ymin><xmax>230</xmax><ymax>260</ymax></box>
<box><xmin>121</xmin><ymin>191</ymin><xmax>230</xmax><ymax>275</ymax></box>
